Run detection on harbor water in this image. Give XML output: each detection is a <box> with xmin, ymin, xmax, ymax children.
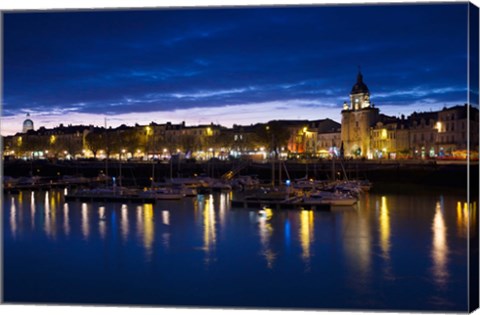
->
<box><xmin>3</xmin><ymin>185</ymin><xmax>475</xmax><ymax>311</ymax></box>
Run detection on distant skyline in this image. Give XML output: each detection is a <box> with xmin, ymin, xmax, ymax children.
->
<box><xmin>1</xmin><ymin>2</ymin><xmax>474</xmax><ymax>135</ymax></box>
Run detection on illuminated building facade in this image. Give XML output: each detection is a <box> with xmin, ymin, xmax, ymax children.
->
<box><xmin>341</xmin><ymin>72</ymin><xmax>479</xmax><ymax>159</ymax></box>
<box><xmin>341</xmin><ymin>72</ymin><xmax>379</xmax><ymax>158</ymax></box>
<box><xmin>2</xmin><ymin>73</ymin><xmax>478</xmax><ymax>161</ymax></box>
<box><xmin>369</xmin><ymin>105</ymin><xmax>479</xmax><ymax>159</ymax></box>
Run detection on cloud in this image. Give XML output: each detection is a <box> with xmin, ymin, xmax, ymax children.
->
<box><xmin>2</xmin><ymin>4</ymin><xmax>469</xmax><ymax>130</ymax></box>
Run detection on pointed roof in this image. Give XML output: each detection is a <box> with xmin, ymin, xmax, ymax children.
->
<box><xmin>350</xmin><ymin>71</ymin><xmax>370</xmax><ymax>94</ymax></box>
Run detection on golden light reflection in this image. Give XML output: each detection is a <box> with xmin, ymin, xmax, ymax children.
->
<box><xmin>31</xmin><ymin>191</ymin><xmax>36</xmax><ymax>229</ymax></box>
<box><xmin>63</xmin><ymin>203</ymin><xmax>70</xmax><ymax>236</ymax></box>
<box><xmin>379</xmin><ymin>196</ymin><xmax>391</xmax><ymax>260</ymax></box>
<box><xmin>50</xmin><ymin>191</ymin><xmax>57</xmax><ymax>211</ymax></box>
<box><xmin>299</xmin><ymin>210</ymin><xmax>314</xmax><ymax>269</ymax></box>
<box><xmin>472</xmin><ymin>202</ymin><xmax>478</xmax><ymax>236</ymax></box>
<box><xmin>10</xmin><ymin>197</ymin><xmax>17</xmax><ymax>237</ymax></box>
<box><xmin>143</xmin><ymin>204</ymin><xmax>155</xmax><ymax>258</ymax></box>
<box><xmin>121</xmin><ymin>204</ymin><xmax>129</xmax><ymax>241</ymax></box>
<box><xmin>432</xmin><ymin>201</ymin><xmax>449</xmax><ymax>288</ymax></box>
<box><xmin>456</xmin><ymin>201</ymin><xmax>478</xmax><ymax>238</ymax></box>
<box><xmin>259</xmin><ymin>208</ymin><xmax>275</xmax><ymax>269</ymax></box>
<box><xmin>342</xmin><ymin>206</ymin><xmax>372</xmax><ymax>281</ymax></box>
<box><xmin>203</xmin><ymin>195</ymin><xmax>216</xmax><ymax>264</ymax></box>
<box><xmin>456</xmin><ymin>201</ymin><xmax>468</xmax><ymax>238</ymax></box>
<box><xmin>98</xmin><ymin>206</ymin><xmax>106</xmax><ymax>240</ymax></box>
<box><xmin>81</xmin><ymin>203</ymin><xmax>89</xmax><ymax>239</ymax></box>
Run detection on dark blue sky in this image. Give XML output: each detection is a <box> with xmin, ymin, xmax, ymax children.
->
<box><xmin>2</xmin><ymin>3</ymin><xmax>472</xmax><ymax>134</ymax></box>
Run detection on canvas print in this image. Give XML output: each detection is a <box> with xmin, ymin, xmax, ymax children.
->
<box><xmin>1</xmin><ymin>2</ymin><xmax>479</xmax><ymax>313</ymax></box>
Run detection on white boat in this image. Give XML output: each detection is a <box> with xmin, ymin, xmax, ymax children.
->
<box><xmin>302</xmin><ymin>190</ymin><xmax>358</xmax><ymax>206</ymax></box>
<box><xmin>179</xmin><ymin>185</ymin><xmax>198</xmax><ymax>197</ymax></box>
<box><xmin>198</xmin><ymin>177</ymin><xmax>232</xmax><ymax>191</ymax></box>
<box><xmin>166</xmin><ymin>177</ymin><xmax>206</xmax><ymax>187</ymax></box>
<box><xmin>231</xmin><ymin>176</ymin><xmax>260</xmax><ymax>190</ymax></box>
<box><xmin>244</xmin><ymin>186</ymin><xmax>295</xmax><ymax>201</ymax></box>
<box><xmin>140</xmin><ymin>188</ymin><xmax>185</xmax><ymax>200</ymax></box>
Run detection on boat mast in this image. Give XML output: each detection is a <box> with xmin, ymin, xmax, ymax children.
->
<box><xmin>271</xmin><ymin>132</ymin><xmax>275</xmax><ymax>187</ymax></box>
<box><xmin>331</xmin><ymin>139</ymin><xmax>335</xmax><ymax>181</ymax></box>
<box><xmin>105</xmin><ymin>117</ymin><xmax>109</xmax><ymax>185</ymax></box>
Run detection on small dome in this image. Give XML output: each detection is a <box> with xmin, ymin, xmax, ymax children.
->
<box><xmin>22</xmin><ymin>114</ymin><xmax>34</xmax><ymax>132</ymax></box>
<box><xmin>351</xmin><ymin>72</ymin><xmax>369</xmax><ymax>94</ymax></box>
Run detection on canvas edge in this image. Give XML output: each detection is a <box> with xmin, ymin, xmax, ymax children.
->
<box><xmin>468</xmin><ymin>1</ymin><xmax>480</xmax><ymax>313</ymax></box>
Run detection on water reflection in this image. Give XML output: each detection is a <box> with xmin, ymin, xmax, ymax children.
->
<box><xmin>162</xmin><ymin>210</ymin><xmax>170</xmax><ymax>226</ymax></box>
<box><xmin>98</xmin><ymin>206</ymin><xmax>106</xmax><ymax>240</ymax></box>
<box><xmin>161</xmin><ymin>211</ymin><xmax>171</xmax><ymax>249</ymax></box>
<box><xmin>259</xmin><ymin>208</ymin><xmax>275</xmax><ymax>269</ymax></box>
<box><xmin>432</xmin><ymin>200</ymin><xmax>449</xmax><ymax>288</ymax></box>
<box><xmin>2</xmin><ymin>186</ymin><xmax>473</xmax><ymax>310</ymax></box>
<box><xmin>51</xmin><ymin>191</ymin><xmax>57</xmax><ymax>211</ymax></box>
<box><xmin>299</xmin><ymin>210</ymin><xmax>314</xmax><ymax>270</ymax></box>
<box><xmin>44</xmin><ymin>191</ymin><xmax>57</xmax><ymax>239</ymax></box>
<box><xmin>379</xmin><ymin>196</ymin><xmax>391</xmax><ymax>260</ymax></box>
<box><xmin>456</xmin><ymin>201</ymin><xmax>478</xmax><ymax>238</ymax></box>
<box><xmin>63</xmin><ymin>203</ymin><xmax>70</xmax><ymax>236</ymax></box>
<box><xmin>31</xmin><ymin>192</ymin><xmax>36</xmax><ymax>229</ymax></box>
<box><xmin>219</xmin><ymin>193</ymin><xmax>227</xmax><ymax>229</ymax></box>
<box><xmin>81</xmin><ymin>203</ymin><xmax>89</xmax><ymax>239</ymax></box>
<box><xmin>121</xmin><ymin>204</ymin><xmax>129</xmax><ymax>242</ymax></box>
<box><xmin>343</xmin><ymin>203</ymin><xmax>372</xmax><ymax>285</ymax></box>
<box><xmin>143</xmin><ymin>204</ymin><xmax>155</xmax><ymax>259</ymax></box>
<box><xmin>10</xmin><ymin>197</ymin><xmax>17</xmax><ymax>237</ymax></box>
<box><xmin>203</xmin><ymin>195</ymin><xmax>216</xmax><ymax>265</ymax></box>
<box><xmin>456</xmin><ymin>202</ymin><xmax>467</xmax><ymax>238</ymax></box>
<box><xmin>472</xmin><ymin>202</ymin><xmax>478</xmax><ymax>236</ymax></box>
<box><xmin>378</xmin><ymin>196</ymin><xmax>394</xmax><ymax>281</ymax></box>
<box><xmin>44</xmin><ymin>191</ymin><xmax>50</xmax><ymax>212</ymax></box>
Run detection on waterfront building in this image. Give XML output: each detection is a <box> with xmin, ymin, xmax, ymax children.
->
<box><xmin>435</xmin><ymin>105</ymin><xmax>479</xmax><ymax>158</ymax></box>
<box><xmin>311</xmin><ymin>119</ymin><xmax>342</xmax><ymax>157</ymax></box>
<box><xmin>370</xmin><ymin>115</ymin><xmax>409</xmax><ymax>159</ymax></box>
<box><xmin>341</xmin><ymin>71</ymin><xmax>479</xmax><ymax>159</ymax></box>
<box><xmin>3</xmin><ymin>72</ymin><xmax>478</xmax><ymax>161</ymax></box>
<box><xmin>407</xmin><ymin>111</ymin><xmax>439</xmax><ymax>158</ymax></box>
<box><xmin>4</xmin><ymin>124</ymin><xmax>89</xmax><ymax>159</ymax></box>
<box><xmin>368</xmin><ymin>105</ymin><xmax>479</xmax><ymax>159</ymax></box>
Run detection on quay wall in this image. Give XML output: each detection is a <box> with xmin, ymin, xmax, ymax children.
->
<box><xmin>2</xmin><ymin>159</ymin><xmax>477</xmax><ymax>190</ymax></box>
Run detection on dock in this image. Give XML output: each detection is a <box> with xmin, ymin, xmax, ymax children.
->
<box><xmin>231</xmin><ymin>197</ymin><xmax>331</xmax><ymax>211</ymax></box>
<box><xmin>65</xmin><ymin>193</ymin><xmax>156</xmax><ymax>204</ymax></box>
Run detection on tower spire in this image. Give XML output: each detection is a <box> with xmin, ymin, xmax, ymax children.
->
<box><xmin>357</xmin><ymin>66</ymin><xmax>363</xmax><ymax>83</ymax></box>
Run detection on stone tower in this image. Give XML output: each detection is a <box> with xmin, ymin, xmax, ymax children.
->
<box><xmin>341</xmin><ymin>71</ymin><xmax>379</xmax><ymax>158</ymax></box>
